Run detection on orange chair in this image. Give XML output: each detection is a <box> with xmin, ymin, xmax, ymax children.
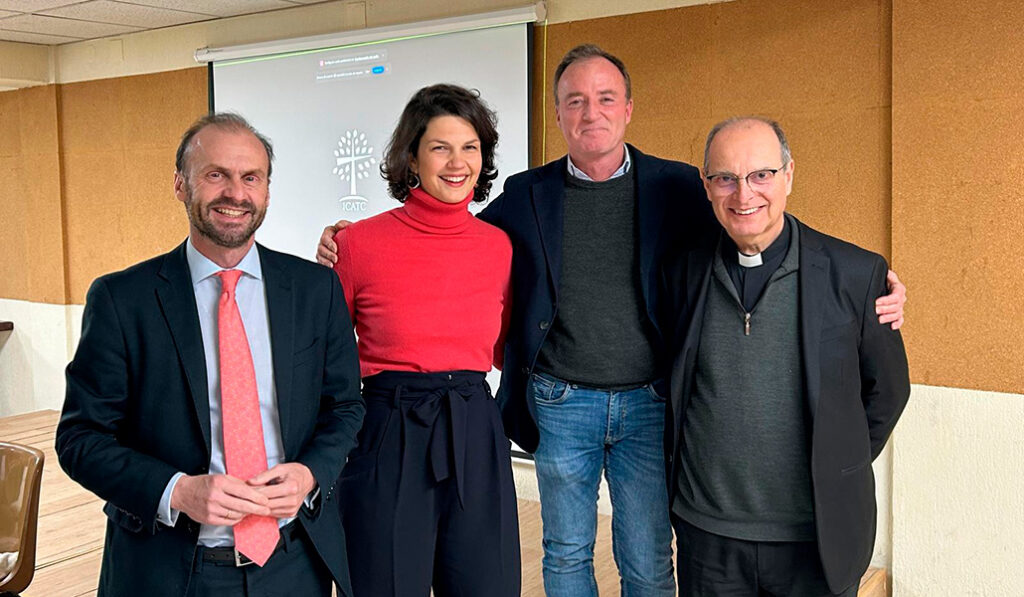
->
<box><xmin>0</xmin><ymin>442</ymin><xmax>44</xmax><ymax>596</ymax></box>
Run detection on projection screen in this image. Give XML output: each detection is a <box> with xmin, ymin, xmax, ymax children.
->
<box><xmin>209</xmin><ymin>18</ymin><xmax>532</xmax><ymax>455</ymax></box>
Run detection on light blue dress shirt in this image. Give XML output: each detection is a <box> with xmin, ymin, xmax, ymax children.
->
<box><xmin>156</xmin><ymin>239</ymin><xmax>295</xmax><ymax>547</ymax></box>
<box><xmin>566</xmin><ymin>144</ymin><xmax>632</xmax><ymax>181</ymax></box>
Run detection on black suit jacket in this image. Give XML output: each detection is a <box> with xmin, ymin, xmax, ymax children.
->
<box><xmin>660</xmin><ymin>217</ymin><xmax>910</xmax><ymax>593</ymax></box>
<box><xmin>479</xmin><ymin>145</ymin><xmax>717</xmax><ymax>452</ymax></box>
<box><xmin>56</xmin><ymin>242</ymin><xmax>364</xmax><ymax>597</ymax></box>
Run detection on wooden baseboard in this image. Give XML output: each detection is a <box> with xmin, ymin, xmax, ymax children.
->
<box><xmin>859</xmin><ymin>566</ymin><xmax>888</xmax><ymax>597</ymax></box>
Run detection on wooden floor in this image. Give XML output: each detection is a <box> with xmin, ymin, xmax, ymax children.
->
<box><xmin>2</xmin><ymin>410</ymin><xmax>886</xmax><ymax>596</ymax></box>
<box><xmin>3</xmin><ymin>410</ymin><xmax>103</xmax><ymax>597</ymax></box>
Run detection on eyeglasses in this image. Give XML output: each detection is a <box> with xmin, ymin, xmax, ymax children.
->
<box><xmin>705</xmin><ymin>163</ymin><xmax>788</xmax><ymax>192</ymax></box>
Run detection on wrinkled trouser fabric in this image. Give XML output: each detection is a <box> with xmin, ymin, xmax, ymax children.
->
<box><xmin>339</xmin><ymin>370</ymin><xmax>521</xmax><ymax>597</ymax></box>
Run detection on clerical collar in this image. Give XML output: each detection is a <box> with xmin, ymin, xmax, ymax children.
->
<box><xmin>725</xmin><ymin>219</ymin><xmax>791</xmax><ymax>269</ymax></box>
<box><xmin>737</xmin><ymin>252</ymin><xmax>762</xmax><ymax>268</ymax></box>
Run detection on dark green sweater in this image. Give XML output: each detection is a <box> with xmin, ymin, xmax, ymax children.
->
<box><xmin>674</xmin><ymin>222</ymin><xmax>816</xmax><ymax>542</ymax></box>
<box><xmin>535</xmin><ymin>171</ymin><xmax>657</xmax><ymax>387</ymax></box>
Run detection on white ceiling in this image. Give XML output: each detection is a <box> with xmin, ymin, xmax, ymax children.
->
<box><xmin>0</xmin><ymin>0</ymin><xmax>331</xmax><ymax>45</ymax></box>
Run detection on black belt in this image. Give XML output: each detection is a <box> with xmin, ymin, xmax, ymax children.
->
<box><xmin>198</xmin><ymin>520</ymin><xmax>302</xmax><ymax>567</ymax></box>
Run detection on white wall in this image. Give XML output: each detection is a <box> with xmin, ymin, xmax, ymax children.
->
<box><xmin>549</xmin><ymin>0</ymin><xmax>731</xmax><ymax>24</ymax></box>
<box><xmin>0</xmin><ymin>41</ymin><xmax>52</xmax><ymax>89</ymax></box>
<box><xmin>892</xmin><ymin>384</ymin><xmax>1024</xmax><ymax>596</ymax></box>
<box><xmin>0</xmin><ymin>299</ymin><xmax>82</xmax><ymax>416</ymax></box>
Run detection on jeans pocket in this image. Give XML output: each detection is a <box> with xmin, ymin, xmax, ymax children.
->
<box><xmin>532</xmin><ymin>373</ymin><xmax>571</xmax><ymax>405</ymax></box>
<box><xmin>645</xmin><ymin>383</ymin><xmax>667</xmax><ymax>402</ymax></box>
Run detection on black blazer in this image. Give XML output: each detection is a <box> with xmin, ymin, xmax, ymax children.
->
<box><xmin>660</xmin><ymin>217</ymin><xmax>910</xmax><ymax>593</ymax></box>
<box><xmin>56</xmin><ymin>242</ymin><xmax>364</xmax><ymax>597</ymax></box>
<box><xmin>479</xmin><ymin>145</ymin><xmax>716</xmax><ymax>452</ymax></box>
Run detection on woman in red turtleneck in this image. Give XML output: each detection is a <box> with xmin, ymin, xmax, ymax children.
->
<box><xmin>332</xmin><ymin>85</ymin><xmax>519</xmax><ymax>597</ymax></box>
<box><xmin>333</xmin><ymin>180</ymin><xmax>511</xmax><ymax>379</ymax></box>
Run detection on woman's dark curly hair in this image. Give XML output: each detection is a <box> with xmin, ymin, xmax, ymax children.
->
<box><xmin>380</xmin><ymin>84</ymin><xmax>499</xmax><ymax>202</ymax></box>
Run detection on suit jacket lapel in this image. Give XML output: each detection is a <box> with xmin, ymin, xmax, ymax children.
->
<box><xmin>798</xmin><ymin>219</ymin><xmax>829</xmax><ymax>420</ymax></box>
<box><xmin>678</xmin><ymin>246</ymin><xmax>714</xmax><ymax>415</ymax></box>
<box><xmin>531</xmin><ymin>160</ymin><xmax>567</xmax><ymax>302</ymax></box>
<box><xmin>260</xmin><ymin>245</ymin><xmax>295</xmax><ymax>454</ymax></box>
<box><xmin>667</xmin><ymin>243</ymin><xmax>715</xmax><ymax>460</ymax></box>
<box><xmin>633</xmin><ymin>146</ymin><xmax>664</xmax><ymax>318</ymax></box>
<box><xmin>156</xmin><ymin>242</ymin><xmax>211</xmax><ymax>456</ymax></box>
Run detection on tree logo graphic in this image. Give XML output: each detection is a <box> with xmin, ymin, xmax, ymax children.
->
<box><xmin>333</xmin><ymin>129</ymin><xmax>377</xmax><ymax>212</ymax></box>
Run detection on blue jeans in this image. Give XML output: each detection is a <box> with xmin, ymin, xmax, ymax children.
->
<box><xmin>532</xmin><ymin>373</ymin><xmax>675</xmax><ymax>597</ymax></box>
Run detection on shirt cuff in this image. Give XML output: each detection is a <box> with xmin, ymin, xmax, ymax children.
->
<box><xmin>157</xmin><ymin>472</ymin><xmax>186</xmax><ymax>527</ymax></box>
<box><xmin>303</xmin><ymin>486</ymin><xmax>320</xmax><ymax>512</ymax></box>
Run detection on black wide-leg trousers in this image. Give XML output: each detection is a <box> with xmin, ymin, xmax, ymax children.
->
<box><xmin>339</xmin><ymin>370</ymin><xmax>521</xmax><ymax>597</ymax></box>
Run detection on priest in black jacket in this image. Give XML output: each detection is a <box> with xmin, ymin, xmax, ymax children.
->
<box><xmin>660</xmin><ymin>117</ymin><xmax>910</xmax><ymax>597</ymax></box>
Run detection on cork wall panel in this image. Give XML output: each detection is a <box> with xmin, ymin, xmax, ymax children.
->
<box><xmin>892</xmin><ymin>0</ymin><xmax>1024</xmax><ymax>393</ymax></box>
<box><xmin>0</xmin><ymin>85</ymin><xmax>66</xmax><ymax>304</ymax></box>
<box><xmin>60</xmin><ymin>67</ymin><xmax>207</xmax><ymax>303</ymax></box>
<box><xmin>538</xmin><ymin>0</ymin><xmax>892</xmax><ymax>257</ymax></box>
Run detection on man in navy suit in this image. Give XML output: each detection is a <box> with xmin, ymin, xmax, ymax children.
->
<box><xmin>57</xmin><ymin>113</ymin><xmax>364</xmax><ymax>597</ymax></box>
<box><xmin>318</xmin><ymin>45</ymin><xmax>906</xmax><ymax>597</ymax></box>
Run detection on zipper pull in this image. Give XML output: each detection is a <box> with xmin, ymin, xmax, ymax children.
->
<box><xmin>744</xmin><ymin>312</ymin><xmax>751</xmax><ymax>336</ymax></box>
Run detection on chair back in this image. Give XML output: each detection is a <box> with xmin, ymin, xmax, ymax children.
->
<box><xmin>0</xmin><ymin>442</ymin><xmax>44</xmax><ymax>595</ymax></box>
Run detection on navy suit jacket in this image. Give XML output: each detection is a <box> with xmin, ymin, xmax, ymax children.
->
<box><xmin>56</xmin><ymin>242</ymin><xmax>364</xmax><ymax>597</ymax></box>
<box><xmin>660</xmin><ymin>217</ymin><xmax>910</xmax><ymax>593</ymax></box>
<box><xmin>479</xmin><ymin>145</ymin><xmax>717</xmax><ymax>452</ymax></box>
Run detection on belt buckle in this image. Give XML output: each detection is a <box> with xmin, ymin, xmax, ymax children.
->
<box><xmin>233</xmin><ymin>548</ymin><xmax>254</xmax><ymax>567</ymax></box>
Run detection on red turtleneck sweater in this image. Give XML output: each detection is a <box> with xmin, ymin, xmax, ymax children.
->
<box><xmin>332</xmin><ymin>187</ymin><xmax>513</xmax><ymax>378</ymax></box>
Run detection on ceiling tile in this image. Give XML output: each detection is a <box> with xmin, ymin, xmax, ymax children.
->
<box><xmin>0</xmin><ymin>0</ymin><xmax>79</xmax><ymax>11</ymax></box>
<box><xmin>0</xmin><ymin>29</ymin><xmax>80</xmax><ymax>44</ymax></box>
<box><xmin>0</xmin><ymin>10</ymin><xmax>19</xmax><ymax>18</ymax></box>
<box><xmin>127</xmin><ymin>0</ymin><xmax>299</xmax><ymax>18</ymax></box>
<box><xmin>40</xmin><ymin>0</ymin><xmax>210</xmax><ymax>28</ymax></box>
<box><xmin>0</xmin><ymin>13</ymin><xmax>141</xmax><ymax>37</ymax></box>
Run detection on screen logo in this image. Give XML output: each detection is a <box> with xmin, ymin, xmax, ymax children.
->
<box><xmin>333</xmin><ymin>129</ymin><xmax>377</xmax><ymax>213</ymax></box>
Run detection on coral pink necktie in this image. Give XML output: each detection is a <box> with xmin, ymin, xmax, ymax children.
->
<box><xmin>216</xmin><ymin>269</ymin><xmax>279</xmax><ymax>566</ymax></box>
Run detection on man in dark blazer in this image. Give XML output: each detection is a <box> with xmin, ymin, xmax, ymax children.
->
<box><xmin>477</xmin><ymin>136</ymin><xmax>714</xmax><ymax>597</ymax></box>
<box><xmin>56</xmin><ymin>113</ymin><xmax>364</xmax><ymax>597</ymax></box>
<box><xmin>462</xmin><ymin>46</ymin><xmax>716</xmax><ymax>595</ymax></box>
<box><xmin>660</xmin><ymin>116</ymin><xmax>910</xmax><ymax>596</ymax></box>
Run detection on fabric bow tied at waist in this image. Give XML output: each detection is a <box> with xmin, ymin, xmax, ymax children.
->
<box><xmin>408</xmin><ymin>383</ymin><xmax>477</xmax><ymax>508</ymax></box>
